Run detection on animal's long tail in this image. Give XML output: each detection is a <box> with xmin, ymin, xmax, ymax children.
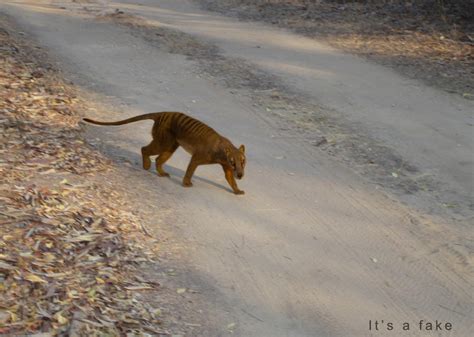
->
<box><xmin>83</xmin><ymin>112</ymin><xmax>163</xmax><ymax>126</ymax></box>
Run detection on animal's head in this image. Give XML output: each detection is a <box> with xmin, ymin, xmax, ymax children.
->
<box><xmin>225</xmin><ymin>145</ymin><xmax>246</xmax><ymax>179</ymax></box>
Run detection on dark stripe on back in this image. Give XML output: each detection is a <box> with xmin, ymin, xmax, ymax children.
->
<box><xmin>175</xmin><ymin>113</ymin><xmax>187</xmax><ymax>126</ymax></box>
<box><xmin>160</xmin><ymin>112</ymin><xmax>219</xmax><ymax>139</ymax></box>
<box><xmin>157</xmin><ymin>113</ymin><xmax>164</xmax><ymax>125</ymax></box>
<box><xmin>187</xmin><ymin>119</ymin><xmax>202</xmax><ymax>133</ymax></box>
<box><xmin>195</xmin><ymin>123</ymin><xmax>207</xmax><ymax>136</ymax></box>
<box><xmin>181</xmin><ymin>116</ymin><xmax>196</xmax><ymax>130</ymax></box>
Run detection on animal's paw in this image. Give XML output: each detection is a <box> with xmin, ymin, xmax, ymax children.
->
<box><xmin>143</xmin><ymin>158</ymin><xmax>151</xmax><ymax>170</ymax></box>
<box><xmin>182</xmin><ymin>180</ymin><xmax>193</xmax><ymax>187</ymax></box>
<box><xmin>158</xmin><ymin>172</ymin><xmax>170</xmax><ymax>177</ymax></box>
<box><xmin>234</xmin><ymin>190</ymin><xmax>245</xmax><ymax>195</ymax></box>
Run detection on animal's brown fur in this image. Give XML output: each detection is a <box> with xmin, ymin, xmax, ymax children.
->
<box><xmin>83</xmin><ymin>112</ymin><xmax>246</xmax><ymax>194</ymax></box>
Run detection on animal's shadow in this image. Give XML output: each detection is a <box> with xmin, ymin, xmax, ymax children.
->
<box><xmin>91</xmin><ymin>137</ymin><xmax>234</xmax><ymax>194</ymax></box>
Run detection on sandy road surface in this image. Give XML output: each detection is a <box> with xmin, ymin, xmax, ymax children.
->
<box><xmin>1</xmin><ymin>1</ymin><xmax>472</xmax><ymax>336</ymax></box>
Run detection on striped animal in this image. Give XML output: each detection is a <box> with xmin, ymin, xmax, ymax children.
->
<box><xmin>83</xmin><ymin>112</ymin><xmax>246</xmax><ymax>194</ymax></box>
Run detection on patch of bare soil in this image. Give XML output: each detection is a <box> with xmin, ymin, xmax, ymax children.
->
<box><xmin>0</xmin><ymin>13</ymin><xmax>188</xmax><ymax>336</ymax></box>
<box><xmin>196</xmin><ymin>0</ymin><xmax>474</xmax><ymax>98</ymax></box>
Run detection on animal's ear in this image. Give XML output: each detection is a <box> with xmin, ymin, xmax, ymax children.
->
<box><xmin>239</xmin><ymin>145</ymin><xmax>245</xmax><ymax>154</ymax></box>
<box><xmin>224</xmin><ymin>147</ymin><xmax>232</xmax><ymax>158</ymax></box>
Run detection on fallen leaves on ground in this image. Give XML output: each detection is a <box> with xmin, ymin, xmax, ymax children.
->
<box><xmin>0</xmin><ymin>18</ymin><xmax>166</xmax><ymax>336</ymax></box>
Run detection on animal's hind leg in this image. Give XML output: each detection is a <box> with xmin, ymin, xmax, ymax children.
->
<box><xmin>155</xmin><ymin>144</ymin><xmax>178</xmax><ymax>177</ymax></box>
<box><xmin>141</xmin><ymin>142</ymin><xmax>159</xmax><ymax>170</ymax></box>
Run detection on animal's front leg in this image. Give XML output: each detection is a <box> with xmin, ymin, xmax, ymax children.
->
<box><xmin>223</xmin><ymin>166</ymin><xmax>245</xmax><ymax>195</ymax></box>
<box><xmin>183</xmin><ymin>156</ymin><xmax>200</xmax><ymax>187</ymax></box>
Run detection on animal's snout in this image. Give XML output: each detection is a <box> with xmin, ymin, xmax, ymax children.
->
<box><xmin>237</xmin><ymin>173</ymin><xmax>243</xmax><ymax>179</ymax></box>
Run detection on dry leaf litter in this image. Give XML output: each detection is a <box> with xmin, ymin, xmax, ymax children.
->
<box><xmin>0</xmin><ymin>19</ymin><xmax>167</xmax><ymax>336</ymax></box>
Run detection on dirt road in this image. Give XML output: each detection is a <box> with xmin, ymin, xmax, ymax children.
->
<box><xmin>2</xmin><ymin>1</ymin><xmax>472</xmax><ymax>336</ymax></box>
<box><xmin>113</xmin><ymin>0</ymin><xmax>474</xmax><ymax>219</ymax></box>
